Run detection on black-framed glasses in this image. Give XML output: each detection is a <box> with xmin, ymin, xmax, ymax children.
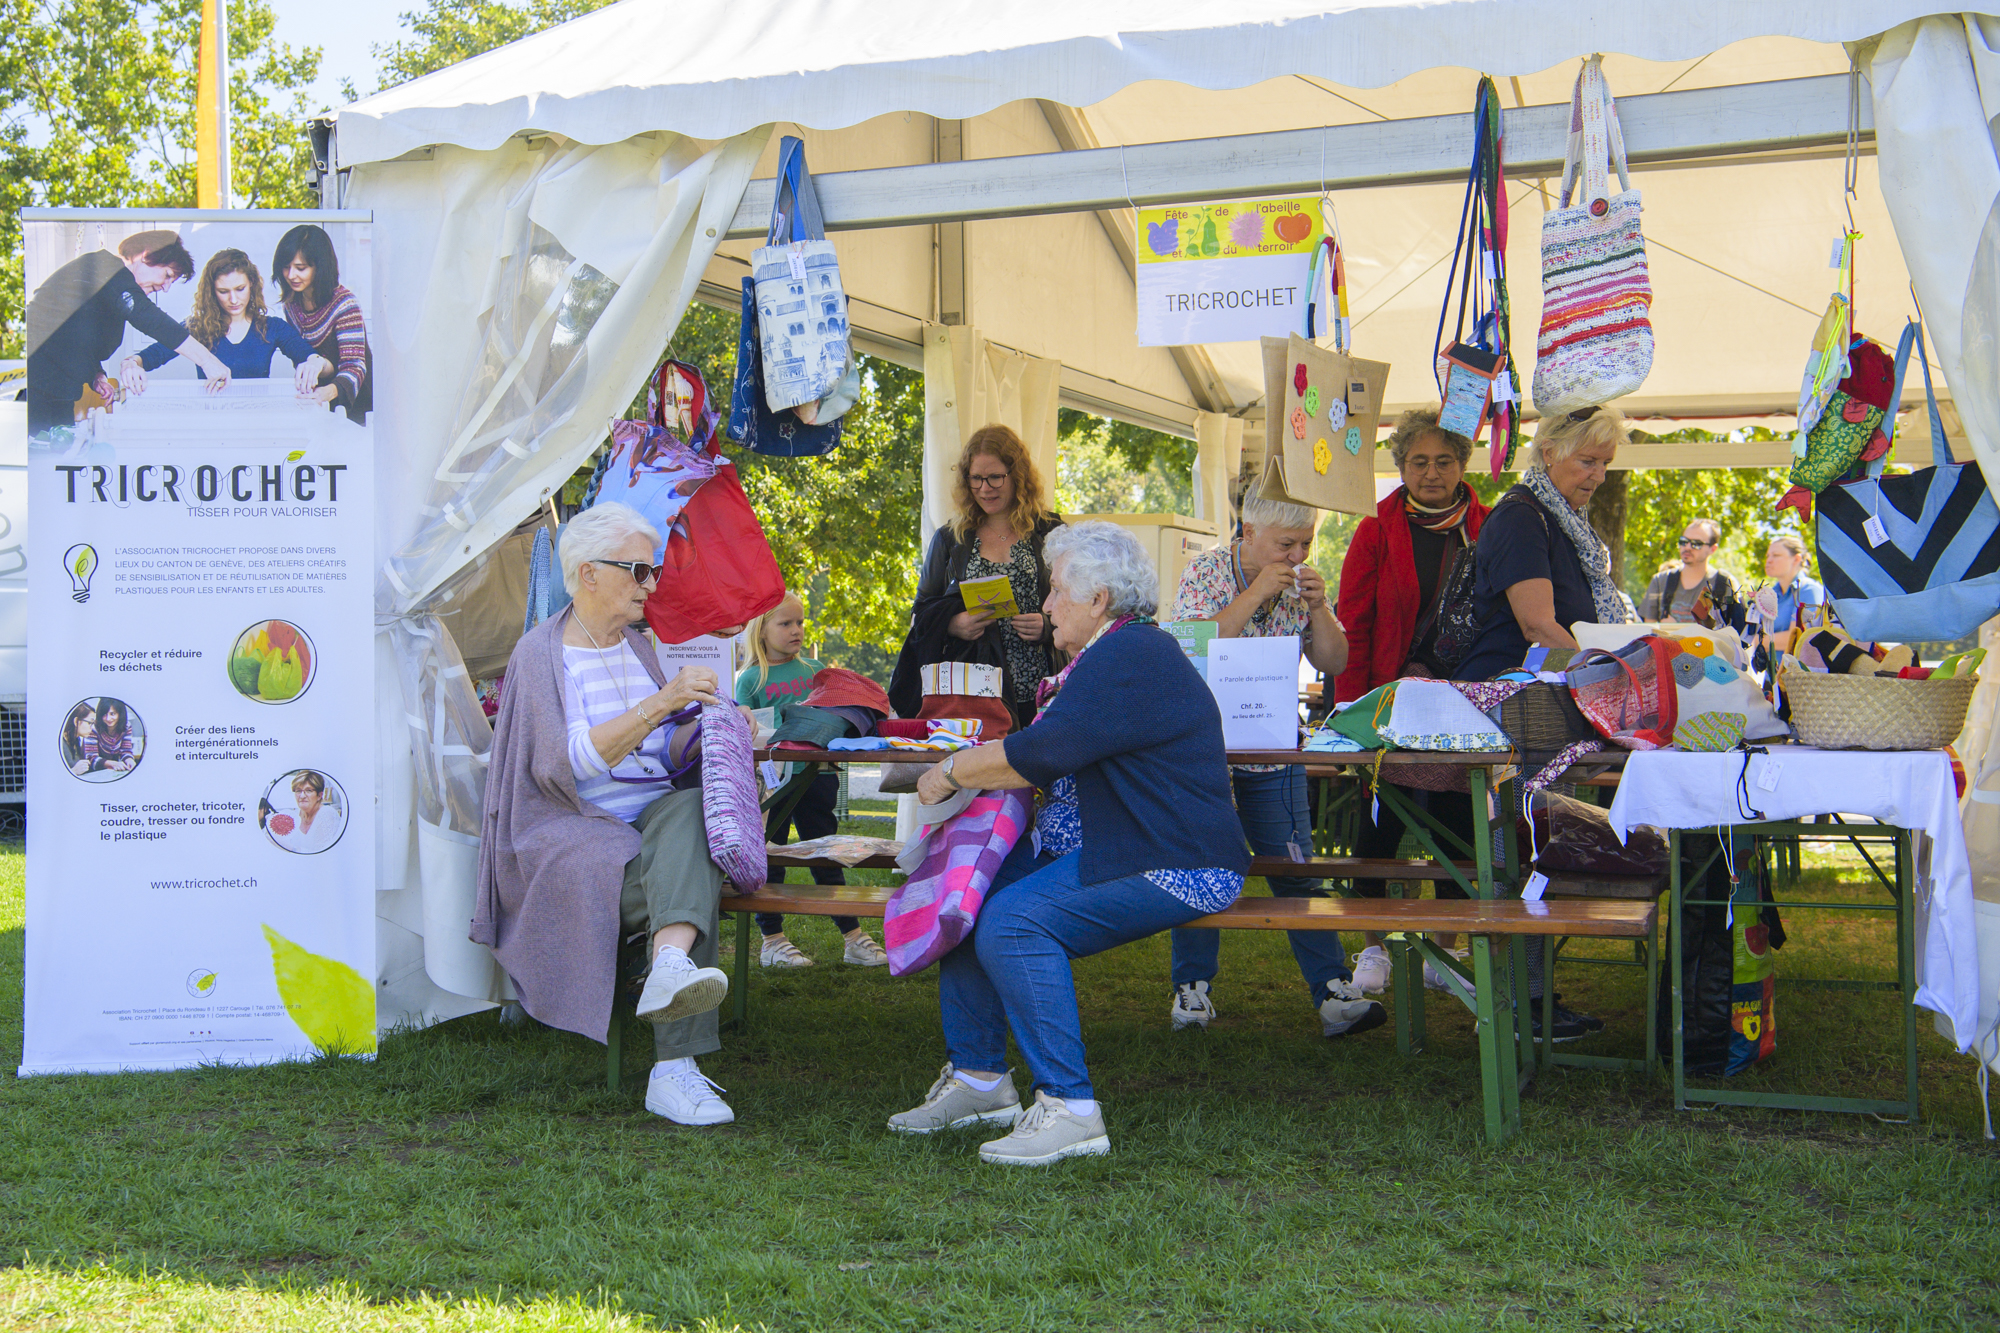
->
<box><xmin>593</xmin><ymin>558</ymin><xmax>659</xmax><ymax>585</ymax></box>
<box><xmin>967</xmin><ymin>471</ymin><xmax>1010</xmax><ymax>490</ymax></box>
<box><xmin>1566</xmin><ymin>405</ymin><xmax>1603</xmax><ymax>424</ymax></box>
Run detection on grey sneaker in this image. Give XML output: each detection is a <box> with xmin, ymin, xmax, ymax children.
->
<box><xmin>979</xmin><ymin>1091</ymin><xmax>1111</xmax><ymax>1166</ymax></box>
<box><xmin>1319</xmin><ymin>978</ymin><xmax>1387</xmax><ymax>1039</ymax></box>
<box><xmin>1170</xmin><ymin>980</ymin><xmax>1216</xmax><ymax>1030</ymax></box>
<box><xmin>887</xmin><ymin>1063</ymin><xmax>1021</xmax><ymax>1134</ymax></box>
<box><xmin>634</xmin><ymin>945</ymin><xmax>729</xmax><ymax>1025</ymax></box>
<box><xmin>842</xmin><ymin>932</ymin><xmax>889</xmax><ymax>967</ymax></box>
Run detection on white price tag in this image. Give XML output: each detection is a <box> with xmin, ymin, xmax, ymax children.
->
<box><xmin>759</xmin><ymin>761</ymin><xmax>784</xmax><ymax>788</ymax></box>
<box><xmin>1756</xmin><ymin>757</ymin><xmax>1783</xmax><ymax>792</ymax></box>
<box><xmin>1831</xmin><ymin>238</ymin><xmax>1846</xmax><ymax>268</ymax></box>
<box><xmin>1492</xmin><ymin>375</ymin><xmax>1515</xmax><ymax>404</ymax></box>
<box><xmin>1863</xmin><ymin>514</ymin><xmax>1890</xmax><ymax>548</ymax></box>
<box><xmin>1522</xmin><ymin>871</ymin><xmax>1550</xmax><ymax>901</ymax></box>
<box><xmin>1482</xmin><ymin>250</ymin><xmax>1498</xmax><ymax>280</ymax></box>
<box><xmin>787</xmin><ymin>245</ymin><xmax>808</xmax><ymax>280</ymax></box>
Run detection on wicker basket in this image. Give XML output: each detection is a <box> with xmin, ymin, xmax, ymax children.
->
<box><xmin>1777</xmin><ymin>665</ymin><xmax>1978</xmax><ymax>751</ymax></box>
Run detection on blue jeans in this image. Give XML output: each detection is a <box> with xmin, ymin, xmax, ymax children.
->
<box><xmin>939</xmin><ymin>843</ymin><xmax>1203</xmax><ymax>1100</ymax></box>
<box><xmin>1170</xmin><ymin>765</ymin><xmax>1350</xmax><ymax>1001</ymax></box>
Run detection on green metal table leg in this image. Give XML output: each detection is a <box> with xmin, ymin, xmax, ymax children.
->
<box><xmin>1670</xmin><ymin>829</ymin><xmax>1687</xmax><ymax>1109</ymax></box>
<box><xmin>1469</xmin><ymin>765</ymin><xmax>1494</xmax><ymax>898</ymax></box>
<box><xmin>1898</xmin><ymin>828</ymin><xmax>1921</xmax><ymax>1118</ymax></box>
<box><xmin>1471</xmin><ymin>933</ymin><xmax>1521</xmax><ymax>1144</ymax></box>
<box><xmin>1390</xmin><ymin>932</ymin><xmax>1420</xmax><ymax>1055</ymax></box>
<box><xmin>731</xmin><ymin>909</ymin><xmax>752</xmax><ymax>1029</ymax></box>
<box><xmin>1644</xmin><ymin>906</ymin><xmax>1660</xmax><ymax>1078</ymax></box>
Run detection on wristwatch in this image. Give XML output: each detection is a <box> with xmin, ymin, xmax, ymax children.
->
<box><xmin>941</xmin><ymin>755</ymin><xmax>962</xmax><ymax>790</ymax></box>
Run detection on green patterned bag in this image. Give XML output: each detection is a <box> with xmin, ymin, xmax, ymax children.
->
<box><xmin>1673</xmin><ymin>711</ymin><xmax>1747</xmax><ymax>753</ymax></box>
<box><xmin>1788</xmin><ymin>391</ymin><xmax>1884</xmax><ymax>494</ymax></box>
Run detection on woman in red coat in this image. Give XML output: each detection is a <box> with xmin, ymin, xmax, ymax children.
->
<box><xmin>1334</xmin><ymin>410</ymin><xmax>1488</xmax><ymax>998</ymax></box>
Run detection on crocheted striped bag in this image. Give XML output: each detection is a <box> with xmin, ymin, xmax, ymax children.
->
<box><xmin>1532</xmin><ymin>57</ymin><xmax>1654</xmax><ymax>413</ymax></box>
<box><xmin>698</xmin><ymin>701</ymin><xmax>767</xmax><ymax>893</ymax></box>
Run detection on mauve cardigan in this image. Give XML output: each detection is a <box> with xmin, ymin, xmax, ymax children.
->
<box><xmin>472</xmin><ymin>608</ymin><xmax>666</xmax><ymax>1043</ymax></box>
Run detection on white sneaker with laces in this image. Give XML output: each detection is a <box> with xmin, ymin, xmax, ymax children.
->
<box><xmin>1350</xmin><ymin>944</ymin><xmax>1391</xmax><ymax>995</ymax></box>
<box><xmin>760</xmin><ymin>934</ymin><xmax>815</xmax><ymax>968</ymax></box>
<box><xmin>978</xmin><ymin>1091</ymin><xmax>1109</xmax><ymax>1166</ymax></box>
<box><xmin>644</xmin><ymin>1057</ymin><xmax>735</xmax><ymax>1125</ymax></box>
<box><xmin>842</xmin><ymin>932</ymin><xmax>889</xmax><ymax>967</ymax></box>
<box><xmin>634</xmin><ymin>946</ymin><xmax>729</xmax><ymax>1024</ymax></box>
<box><xmin>1423</xmin><ymin>950</ymin><xmax>1475</xmax><ymax>999</ymax></box>
<box><xmin>1319</xmin><ymin>977</ymin><xmax>1387</xmax><ymax>1038</ymax></box>
<box><xmin>1170</xmin><ymin>980</ymin><xmax>1217</xmax><ymax>1031</ymax></box>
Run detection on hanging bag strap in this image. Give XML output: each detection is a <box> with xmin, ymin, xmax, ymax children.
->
<box><xmin>1559</xmin><ymin>57</ymin><xmax>1629</xmax><ymax>213</ymax></box>
<box><xmin>766</xmin><ymin>136</ymin><xmax>828</xmax><ymax>247</ymax></box>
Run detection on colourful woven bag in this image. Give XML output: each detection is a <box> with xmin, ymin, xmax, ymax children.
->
<box><xmin>883</xmin><ymin>788</ymin><xmax>1032</xmax><ymax>976</ymax></box>
<box><xmin>1565</xmin><ymin>636</ymin><xmax>1678</xmax><ymax>750</ymax></box>
<box><xmin>1532</xmin><ymin>57</ymin><xmax>1654</xmax><ymax>413</ymax></box>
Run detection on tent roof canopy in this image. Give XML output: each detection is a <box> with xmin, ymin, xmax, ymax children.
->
<box><xmin>336</xmin><ymin>0</ymin><xmax>1947</xmax><ymax>167</ymax></box>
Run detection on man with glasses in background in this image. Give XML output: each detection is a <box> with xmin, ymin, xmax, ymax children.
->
<box><xmin>1638</xmin><ymin>518</ymin><xmax>1747</xmax><ymax>632</ymax></box>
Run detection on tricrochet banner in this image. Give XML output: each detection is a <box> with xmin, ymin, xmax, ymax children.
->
<box><xmin>1135</xmin><ymin>196</ymin><xmax>1325</xmax><ymax>347</ymax></box>
<box><xmin>20</xmin><ymin>210</ymin><xmax>377</xmax><ymax>1075</ymax></box>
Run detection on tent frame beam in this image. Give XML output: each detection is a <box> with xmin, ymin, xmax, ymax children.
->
<box><xmin>724</xmin><ymin>73</ymin><xmax>1870</xmax><ymax>239</ymax></box>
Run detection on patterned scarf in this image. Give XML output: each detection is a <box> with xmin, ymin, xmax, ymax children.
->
<box><xmin>1403</xmin><ymin>483</ymin><xmax>1472</xmax><ymax>533</ymax></box>
<box><xmin>1521</xmin><ymin>464</ymin><xmax>1637</xmax><ymax>626</ymax></box>
<box><xmin>1033</xmin><ymin>614</ymin><xmax>1153</xmax><ymax>718</ymax></box>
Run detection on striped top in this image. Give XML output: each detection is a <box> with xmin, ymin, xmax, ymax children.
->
<box><xmin>283</xmin><ymin>285</ymin><xmax>368</xmax><ymax>402</ymax></box>
<box><xmin>561</xmin><ymin>641</ymin><xmax>676</xmax><ymax>822</ymax></box>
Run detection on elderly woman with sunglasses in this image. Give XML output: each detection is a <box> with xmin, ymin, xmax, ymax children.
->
<box><xmin>475</xmin><ymin>501</ymin><xmax>751</xmax><ymax>1128</ymax></box>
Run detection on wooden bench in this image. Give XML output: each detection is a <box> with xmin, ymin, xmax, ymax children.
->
<box><xmin>717</xmin><ymin>882</ymin><xmax>1656</xmax><ymax>1145</ymax></box>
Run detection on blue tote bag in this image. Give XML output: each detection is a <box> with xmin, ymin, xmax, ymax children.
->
<box><xmin>1817</xmin><ymin>319</ymin><xmax>2000</xmax><ymax>642</ymax></box>
<box><xmin>728</xmin><ymin>276</ymin><xmax>844</xmax><ymax>457</ymax></box>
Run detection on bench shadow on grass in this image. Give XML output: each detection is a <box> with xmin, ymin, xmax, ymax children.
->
<box><xmin>1</xmin><ymin>846</ymin><xmax>1998</xmax><ymax>1331</ymax></box>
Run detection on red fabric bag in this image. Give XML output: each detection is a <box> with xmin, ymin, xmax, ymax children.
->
<box><xmin>1566</xmin><ymin>636</ymin><xmax>1677</xmax><ymax>750</ymax></box>
<box><xmin>643</xmin><ymin>459</ymin><xmax>785</xmax><ymax>642</ymax></box>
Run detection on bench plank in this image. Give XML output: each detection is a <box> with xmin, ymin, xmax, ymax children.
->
<box><xmin>721</xmin><ymin>884</ymin><xmax>1654</xmax><ymax>939</ymax></box>
<box><xmin>763</xmin><ymin>851</ymin><xmax>1479</xmax><ymax>879</ymax></box>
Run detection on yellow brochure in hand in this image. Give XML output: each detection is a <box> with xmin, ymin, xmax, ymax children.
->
<box><xmin>959</xmin><ymin>574</ymin><xmax>1019</xmax><ymax>619</ymax></box>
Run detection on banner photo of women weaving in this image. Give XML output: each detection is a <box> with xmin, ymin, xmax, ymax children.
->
<box><xmin>19</xmin><ymin>210</ymin><xmax>377</xmax><ymax>1076</ymax></box>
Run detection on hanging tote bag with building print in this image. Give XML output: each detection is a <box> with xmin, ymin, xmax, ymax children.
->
<box><xmin>1818</xmin><ymin>319</ymin><xmax>2000</xmax><ymax>642</ymax></box>
<box><xmin>1532</xmin><ymin>56</ymin><xmax>1654</xmax><ymax>413</ymax></box>
<box><xmin>728</xmin><ymin>276</ymin><xmax>845</xmax><ymax>457</ymax></box>
<box><xmin>752</xmin><ymin>136</ymin><xmax>855</xmax><ymax>414</ymax></box>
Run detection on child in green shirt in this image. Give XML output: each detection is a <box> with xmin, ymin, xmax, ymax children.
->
<box><xmin>734</xmin><ymin>592</ymin><xmax>886</xmax><ymax>970</ymax></box>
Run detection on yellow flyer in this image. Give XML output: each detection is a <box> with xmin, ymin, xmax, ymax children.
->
<box><xmin>959</xmin><ymin>574</ymin><xmax>1019</xmax><ymax>619</ymax></box>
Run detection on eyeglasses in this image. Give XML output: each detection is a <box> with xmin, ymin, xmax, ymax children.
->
<box><xmin>593</xmin><ymin>558</ymin><xmax>659</xmax><ymax>585</ymax></box>
<box><xmin>967</xmin><ymin>472</ymin><xmax>1010</xmax><ymax>490</ymax></box>
<box><xmin>1676</xmin><ymin>538</ymin><xmax>1715</xmax><ymax>549</ymax></box>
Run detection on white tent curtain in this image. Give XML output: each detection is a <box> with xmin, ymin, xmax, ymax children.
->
<box><xmin>353</xmin><ymin>128</ymin><xmax>769</xmax><ymax>1022</ymax></box>
<box><xmin>919</xmin><ymin>324</ymin><xmax>1062</xmax><ymax>540</ymax></box>
<box><xmin>1192</xmin><ymin>410</ymin><xmax>1245</xmax><ymax>525</ymax></box>
<box><xmin>1865</xmin><ymin>14</ymin><xmax>2000</xmax><ymax>1072</ymax></box>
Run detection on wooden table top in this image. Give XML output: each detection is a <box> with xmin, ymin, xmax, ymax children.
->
<box><xmin>757</xmin><ymin>746</ymin><xmax>1632</xmax><ymax>775</ymax></box>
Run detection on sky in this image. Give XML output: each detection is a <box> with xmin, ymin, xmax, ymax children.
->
<box><xmin>267</xmin><ymin>0</ymin><xmax>415</xmax><ymax>114</ymax></box>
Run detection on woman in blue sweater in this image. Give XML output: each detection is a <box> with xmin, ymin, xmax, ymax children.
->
<box><xmin>122</xmin><ymin>249</ymin><xmax>328</xmax><ymax>393</ymax></box>
<box><xmin>896</xmin><ymin>522</ymin><xmax>1247</xmax><ymax>1166</ymax></box>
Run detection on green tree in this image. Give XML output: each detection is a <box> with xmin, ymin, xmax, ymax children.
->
<box><xmin>363</xmin><ymin>0</ymin><xmax>614</xmax><ymax>92</ymax></box>
<box><xmin>0</xmin><ymin>0</ymin><xmax>321</xmax><ymax>355</ymax></box>
<box><xmin>1054</xmin><ymin>415</ymin><xmax>1192</xmax><ymax>515</ymax></box>
<box><xmin>1619</xmin><ymin>429</ymin><xmax>1816</xmax><ymax>598</ymax></box>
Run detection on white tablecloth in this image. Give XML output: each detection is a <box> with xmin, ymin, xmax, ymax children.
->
<box><xmin>1606</xmin><ymin>748</ymin><xmax>1980</xmax><ymax>1051</ymax></box>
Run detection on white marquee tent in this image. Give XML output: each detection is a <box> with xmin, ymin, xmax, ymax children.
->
<box><xmin>327</xmin><ymin>2</ymin><xmax>2000</xmax><ymax>1068</ymax></box>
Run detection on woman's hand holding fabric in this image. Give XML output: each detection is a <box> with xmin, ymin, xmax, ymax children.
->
<box><xmin>1292</xmin><ymin>565</ymin><xmax>1328</xmax><ymax>612</ymax></box>
<box><xmin>657</xmin><ymin>665</ymin><xmax>722</xmax><ymax>714</ymax></box>
<box><xmin>1247</xmin><ymin>561</ymin><xmax>1297</xmax><ymax>608</ymax></box>
<box><xmin>916</xmin><ymin>762</ymin><xmax>956</xmax><ymax>804</ymax></box>
<box><xmin>948</xmin><ymin>609</ymin><xmax>995</xmax><ymax>641</ymax></box>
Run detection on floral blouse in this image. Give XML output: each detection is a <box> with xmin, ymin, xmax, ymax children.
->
<box><xmin>965</xmin><ymin>537</ymin><xmax>1051</xmax><ymax>704</ymax></box>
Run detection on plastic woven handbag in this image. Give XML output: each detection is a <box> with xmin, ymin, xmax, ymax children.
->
<box><xmin>882</xmin><ymin>788</ymin><xmax>1032</xmax><ymax>976</ymax></box>
<box><xmin>1566</xmin><ymin>636</ymin><xmax>1677</xmax><ymax>750</ymax></box>
<box><xmin>752</xmin><ymin>136</ymin><xmax>853</xmax><ymax>413</ymax></box>
<box><xmin>1532</xmin><ymin>57</ymin><xmax>1654</xmax><ymax>413</ymax></box>
<box><xmin>1817</xmin><ymin>318</ymin><xmax>2000</xmax><ymax>642</ymax></box>
<box><xmin>698</xmin><ymin>702</ymin><xmax>767</xmax><ymax>892</ymax></box>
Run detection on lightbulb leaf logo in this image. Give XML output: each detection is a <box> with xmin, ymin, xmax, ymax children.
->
<box><xmin>63</xmin><ymin>543</ymin><xmax>97</xmax><ymax>603</ymax></box>
<box><xmin>262</xmin><ymin>925</ymin><xmax>377</xmax><ymax>1055</ymax></box>
<box><xmin>186</xmin><ymin>968</ymin><xmax>217</xmax><ymax>999</ymax></box>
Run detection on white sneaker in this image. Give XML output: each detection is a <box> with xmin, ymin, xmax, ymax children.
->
<box><xmin>645</xmin><ymin>1057</ymin><xmax>734</xmax><ymax>1125</ymax></box>
<box><xmin>1423</xmin><ymin>950</ymin><xmax>1475</xmax><ymax>998</ymax></box>
<box><xmin>760</xmin><ymin>934</ymin><xmax>815</xmax><ymax>968</ymax></box>
<box><xmin>1170</xmin><ymin>981</ymin><xmax>1216</xmax><ymax>1031</ymax></box>
<box><xmin>1319</xmin><ymin>978</ymin><xmax>1387</xmax><ymax>1039</ymax></box>
<box><xmin>634</xmin><ymin>945</ymin><xmax>729</xmax><ymax>1024</ymax></box>
<box><xmin>978</xmin><ymin>1091</ymin><xmax>1109</xmax><ymax>1166</ymax></box>
<box><xmin>842</xmin><ymin>932</ymin><xmax>889</xmax><ymax>967</ymax></box>
<box><xmin>1350</xmin><ymin>944</ymin><xmax>1391</xmax><ymax>995</ymax></box>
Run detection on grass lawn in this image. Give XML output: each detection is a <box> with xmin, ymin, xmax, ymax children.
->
<box><xmin>2</xmin><ymin>832</ymin><xmax>1997</xmax><ymax>1332</ymax></box>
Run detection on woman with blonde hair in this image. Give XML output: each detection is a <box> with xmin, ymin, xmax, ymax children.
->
<box><xmin>889</xmin><ymin>425</ymin><xmax>1063</xmax><ymax>731</ymax></box>
<box><xmin>123</xmin><ymin>249</ymin><xmax>329</xmax><ymax>395</ymax></box>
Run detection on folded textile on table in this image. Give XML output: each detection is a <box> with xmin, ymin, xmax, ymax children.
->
<box><xmin>877</xmin><ymin>718</ymin><xmax>932</xmax><ymax>740</ymax></box>
<box><xmin>803</xmin><ymin>665</ymin><xmax>894</xmax><ymax>718</ymax></box>
<box><xmin>1302</xmin><ymin>727</ymin><xmax>1365</xmax><ymax>753</ymax></box>
<box><xmin>1378</xmin><ymin>678</ymin><xmax>1512</xmax><ymax>751</ymax></box>
<box><xmin>818</xmin><ymin>704</ymin><xmax>883</xmax><ymax>737</ymax></box>
<box><xmin>767</xmin><ymin>703</ymin><xmax>858</xmax><ymax>749</ymax></box>
<box><xmin>1605</xmin><ymin>747</ymin><xmax>1978</xmax><ymax>1050</ymax></box>
<box><xmin>825</xmin><ymin>737</ymin><xmax>890</xmax><ymax>751</ymax></box>
<box><xmin>766</xmin><ymin>834</ymin><xmax>903</xmax><ymax>866</ymax></box>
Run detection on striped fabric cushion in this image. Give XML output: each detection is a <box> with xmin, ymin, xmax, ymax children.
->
<box><xmin>699</xmin><ymin>702</ymin><xmax>768</xmax><ymax>892</ymax></box>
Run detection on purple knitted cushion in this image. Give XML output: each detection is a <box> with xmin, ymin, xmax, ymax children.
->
<box><xmin>699</xmin><ymin>702</ymin><xmax>766</xmax><ymax>892</ymax></box>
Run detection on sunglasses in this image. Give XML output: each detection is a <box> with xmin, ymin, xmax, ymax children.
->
<box><xmin>1566</xmin><ymin>405</ymin><xmax>1602</xmax><ymax>424</ymax></box>
<box><xmin>593</xmin><ymin>558</ymin><xmax>659</xmax><ymax>585</ymax></box>
<box><xmin>1676</xmin><ymin>538</ymin><xmax>1715</xmax><ymax>549</ymax></box>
